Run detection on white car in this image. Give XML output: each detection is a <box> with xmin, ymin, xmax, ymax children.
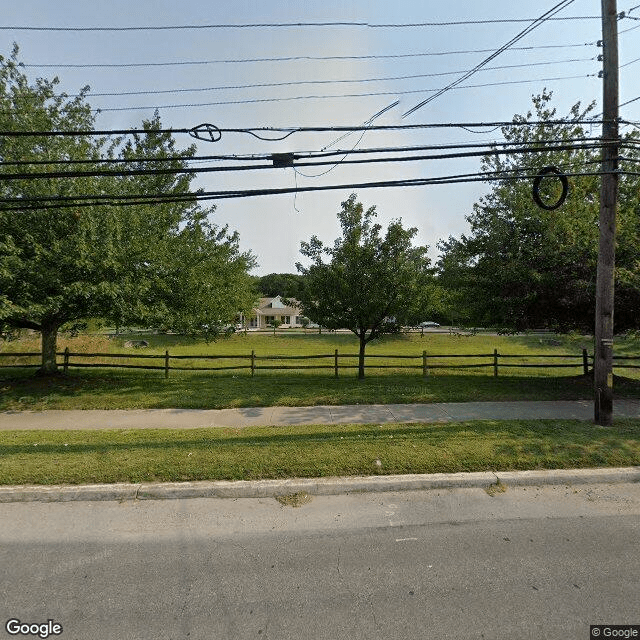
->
<box><xmin>419</xmin><ymin>321</ymin><xmax>440</xmax><ymax>328</ymax></box>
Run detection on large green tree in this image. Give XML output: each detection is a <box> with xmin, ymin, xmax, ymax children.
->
<box><xmin>296</xmin><ymin>194</ymin><xmax>434</xmax><ymax>379</ymax></box>
<box><xmin>257</xmin><ymin>272</ymin><xmax>305</xmax><ymax>299</ymax></box>
<box><xmin>0</xmin><ymin>47</ymin><xmax>256</xmax><ymax>372</ymax></box>
<box><xmin>437</xmin><ymin>91</ymin><xmax>640</xmax><ymax>332</ymax></box>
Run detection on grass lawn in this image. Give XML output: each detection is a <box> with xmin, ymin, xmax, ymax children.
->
<box><xmin>1</xmin><ymin>419</ymin><xmax>639</xmax><ymax>485</ymax></box>
<box><xmin>1</xmin><ymin>331</ymin><xmax>639</xmax><ymax>410</ymax></box>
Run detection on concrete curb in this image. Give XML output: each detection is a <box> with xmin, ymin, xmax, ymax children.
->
<box><xmin>0</xmin><ymin>467</ymin><xmax>638</xmax><ymax>503</ymax></box>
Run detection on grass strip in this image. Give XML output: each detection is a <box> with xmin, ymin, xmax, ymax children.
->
<box><xmin>2</xmin><ymin>369</ymin><xmax>639</xmax><ymax>411</ymax></box>
<box><xmin>1</xmin><ymin>419</ymin><xmax>639</xmax><ymax>486</ymax></box>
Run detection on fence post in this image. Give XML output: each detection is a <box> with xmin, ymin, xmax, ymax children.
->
<box><xmin>422</xmin><ymin>350</ymin><xmax>428</xmax><ymax>377</ymax></box>
<box><xmin>493</xmin><ymin>349</ymin><xmax>498</xmax><ymax>377</ymax></box>
<box><xmin>334</xmin><ymin>349</ymin><xmax>339</xmax><ymax>378</ymax></box>
<box><xmin>251</xmin><ymin>350</ymin><xmax>255</xmax><ymax>377</ymax></box>
<box><xmin>165</xmin><ymin>350</ymin><xmax>170</xmax><ymax>379</ymax></box>
<box><xmin>63</xmin><ymin>347</ymin><xmax>70</xmax><ymax>375</ymax></box>
<box><xmin>582</xmin><ymin>348</ymin><xmax>589</xmax><ymax>376</ymax></box>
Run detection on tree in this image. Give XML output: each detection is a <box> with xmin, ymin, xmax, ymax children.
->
<box><xmin>267</xmin><ymin>318</ymin><xmax>283</xmax><ymax>335</ymax></box>
<box><xmin>437</xmin><ymin>91</ymin><xmax>640</xmax><ymax>333</ymax></box>
<box><xmin>257</xmin><ymin>273</ymin><xmax>305</xmax><ymax>299</ymax></box>
<box><xmin>295</xmin><ymin>194</ymin><xmax>433</xmax><ymax>379</ymax></box>
<box><xmin>104</xmin><ymin>115</ymin><xmax>257</xmax><ymax>342</ymax></box>
<box><xmin>0</xmin><ymin>47</ymin><xmax>256</xmax><ymax>373</ymax></box>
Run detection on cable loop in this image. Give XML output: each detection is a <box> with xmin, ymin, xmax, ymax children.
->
<box><xmin>532</xmin><ymin>166</ymin><xmax>569</xmax><ymax>210</ymax></box>
<box><xmin>189</xmin><ymin>123</ymin><xmax>222</xmax><ymax>142</ymax></box>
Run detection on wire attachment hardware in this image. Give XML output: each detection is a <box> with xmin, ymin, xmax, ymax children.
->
<box><xmin>532</xmin><ymin>166</ymin><xmax>569</xmax><ymax>210</ymax></box>
<box><xmin>271</xmin><ymin>153</ymin><xmax>295</xmax><ymax>168</ymax></box>
<box><xmin>188</xmin><ymin>123</ymin><xmax>222</xmax><ymax>142</ymax></box>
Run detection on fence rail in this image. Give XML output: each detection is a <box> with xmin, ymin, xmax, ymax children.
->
<box><xmin>2</xmin><ymin>347</ymin><xmax>640</xmax><ymax>378</ymax></box>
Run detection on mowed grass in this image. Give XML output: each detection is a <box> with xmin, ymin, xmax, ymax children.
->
<box><xmin>1</xmin><ymin>331</ymin><xmax>639</xmax><ymax>410</ymax></box>
<box><xmin>1</xmin><ymin>419</ymin><xmax>639</xmax><ymax>485</ymax></box>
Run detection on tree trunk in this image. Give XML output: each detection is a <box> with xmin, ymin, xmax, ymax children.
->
<box><xmin>37</xmin><ymin>323</ymin><xmax>60</xmax><ymax>375</ymax></box>
<box><xmin>358</xmin><ymin>334</ymin><xmax>367</xmax><ymax>380</ymax></box>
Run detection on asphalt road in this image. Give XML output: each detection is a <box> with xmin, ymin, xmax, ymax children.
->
<box><xmin>1</xmin><ymin>484</ymin><xmax>639</xmax><ymax>640</ymax></box>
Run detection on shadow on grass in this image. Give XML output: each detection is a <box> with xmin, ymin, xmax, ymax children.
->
<box><xmin>2</xmin><ymin>419</ymin><xmax>640</xmax><ymax>457</ymax></box>
<box><xmin>1</xmin><ymin>366</ymin><xmax>639</xmax><ymax>411</ymax></box>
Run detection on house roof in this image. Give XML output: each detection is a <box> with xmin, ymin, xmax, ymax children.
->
<box><xmin>255</xmin><ymin>296</ymin><xmax>301</xmax><ymax>315</ymax></box>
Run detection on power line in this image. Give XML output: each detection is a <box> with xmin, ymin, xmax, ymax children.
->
<box><xmin>620</xmin><ymin>95</ymin><xmax>640</xmax><ymax>107</ymax></box>
<box><xmin>0</xmin><ymin>136</ymin><xmax>612</xmax><ymax>168</ymax></box>
<box><xmin>0</xmin><ymin>168</ymin><xmax>619</xmax><ymax>212</ymax></box>
<box><xmin>0</xmin><ymin>117</ymin><xmax>605</xmax><ymax>139</ymax></box>
<box><xmin>0</xmin><ymin>16</ymin><xmax>600</xmax><ymax>31</ymax></box>
<box><xmin>22</xmin><ymin>42</ymin><xmax>597</xmax><ymax>69</ymax></box>
<box><xmin>0</xmin><ymin>142</ymin><xmax>611</xmax><ymax>182</ymax></box>
<box><xmin>620</xmin><ymin>55</ymin><xmax>640</xmax><ymax>68</ymax></box>
<box><xmin>82</xmin><ymin>73</ymin><xmax>596</xmax><ymax>113</ymax></box>
<box><xmin>69</xmin><ymin>57</ymin><xmax>595</xmax><ymax>99</ymax></box>
<box><xmin>402</xmin><ymin>0</ymin><xmax>578</xmax><ymax>118</ymax></box>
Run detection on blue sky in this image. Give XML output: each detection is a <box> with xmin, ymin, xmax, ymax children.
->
<box><xmin>3</xmin><ymin>1</ymin><xmax>640</xmax><ymax>274</ymax></box>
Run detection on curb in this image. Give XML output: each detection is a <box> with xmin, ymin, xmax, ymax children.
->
<box><xmin>0</xmin><ymin>467</ymin><xmax>639</xmax><ymax>503</ymax></box>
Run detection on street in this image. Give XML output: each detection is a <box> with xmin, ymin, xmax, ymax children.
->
<box><xmin>1</xmin><ymin>483</ymin><xmax>639</xmax><ymax>639</ymax></box>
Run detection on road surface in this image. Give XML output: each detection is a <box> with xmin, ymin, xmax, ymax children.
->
<box><xmin>1</xmin><ymin>483</ymin><xmax>639</xmax><ymax>639</ymax></box>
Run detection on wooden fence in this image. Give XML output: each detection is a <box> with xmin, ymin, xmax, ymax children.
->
<box><xmin>1</xmin><ymin>347</ymin><xmax>640</xmax><ymax>378</ymax></box>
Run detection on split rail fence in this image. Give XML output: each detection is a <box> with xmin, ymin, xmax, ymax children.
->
<box><xmin>1</xmin><ymin>348</ymin><xmax>640</xmax><ymax>378</ymax></box>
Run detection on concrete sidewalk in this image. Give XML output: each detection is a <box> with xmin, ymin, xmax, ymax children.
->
<box><xmin>1</xmin><ymin>399</ymin><xmax>640</xmax><ymax>430</ymax></box>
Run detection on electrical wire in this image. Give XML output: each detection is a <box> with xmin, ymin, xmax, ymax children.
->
<box><xmin>0</xmin><ymin>136</ymin><xmax>612</xmax><ymax>169</ymax></box>
<box><xmin>0</xmin><ymin>168</ymin><xmax>620</xmax><ymax>212</ymax></box>
<box><xmin>85</xmin><ymin>73</ymin><xmax>597</xmax><ymax>112</ymax></box>
<box><xmin>620</xmin><ymin>96</ymin><xmax>640</xmax><ymax>108</ymax></box>
<box><xmin>0</xmin><ymin>16</ymin><xmax>601</xmax><ymax>31</ymax></box>
<box><xmin>402</xmin><ymin>0</ymin><xmax>578</xmax><ymax>118</ymax></box>
<box><xmin>620</xmin><ymin>55</ymin><xmax>640</xmax><ymax>68</ymax></box>
<box><xmin>67</xmin><ymin>57</ymin><xmax>595</xmax><ymax>99</ymax></box>
<box><xmin>21</xmin><ymin>42</ymin><xmax>598</xmax><ymax>69</ymax></box>
<box><xmin>0</xmin><ymin>118</ymin><xmax>606</xmax><ymax>139</ymax></box>
<box><xmin>0</xmin><ymin>142</ymin><xmax>613</xmax><ymax>182</ymax></box>
<box><xmin>619</xmin><ymin>20</ymin><xmax>640</xmax><ymax>33</ymax></box>
<box><xmin>293</xmin><ymin>101</ymin><xmax>400</xmax><ymax>178</ymax></box>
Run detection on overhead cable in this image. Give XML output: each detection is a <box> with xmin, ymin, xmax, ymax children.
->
<box><xmin>402</xmin><ymin>0</ymin><xmax>577</xmax><ymax>118</ymax></box>
<box><xmin>68</xmin><ymin>57</ymin><xmax>596</xmax><ymax>99</ymax></box>
<box><xmin>0</xmin><ymin>142</ymin><xmax>613</xmax><ymax>182</ymax></box>
<box><xmin>0</xmin><ymin>16</ymin><xmax>600</xmax><ymax>31</ymax></box>
<box><xmin>21</xmin><ymin>42</ymin><xmax>597</xmax><ymax>69</ymax></box>
<box><xmin>0</xmin><ymin>169</ymin><xmax>620</xmax><ymax>212</ymax></box>
<box><xmin>84</xmin><ymin>73</ymin><xmax>597</xmax><ymax>112</ymax></box>
<box><xmin>0</xmin><ymin>117</ymin><xmax>605</xmax><ymax>139</ymax></box>
<box><xmin>0</xmin><ymin>136</ymin><xmax>612</xmax><ymax>167</ymax></box>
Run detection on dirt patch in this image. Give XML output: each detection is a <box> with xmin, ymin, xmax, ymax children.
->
<box><xmin>275</xmin><ymin>491</ymin><xmax>314</xmax><ymax>508</ymax></box>
<box><xmin>485</xmin><ymin>480</ymin><xmax>508</xmax><ymax>497</ymax></box>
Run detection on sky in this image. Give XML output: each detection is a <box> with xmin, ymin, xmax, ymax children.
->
<box><xmin>2</xmin><ymin>0</ymin><xmax>640</xmax><ymax>275</ymax></box>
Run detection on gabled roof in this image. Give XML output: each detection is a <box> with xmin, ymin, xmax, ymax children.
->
<box><xmin>256</xmin><ymin>296</ymin><xmax>301</xmax><ymax>314</ymax></box>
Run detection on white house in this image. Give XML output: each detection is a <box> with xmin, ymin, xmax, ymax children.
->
<box><xmin>242</xmin><ymin>296</ymin><xmax>306</xmax><ymax>329</ymax></box>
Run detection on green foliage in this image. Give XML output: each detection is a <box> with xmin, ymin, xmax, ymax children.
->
<box><xmin>296</xmin><ymin>194</ymin><xmax>434</xmax><ymax>377</ymax></box>
<box><xmin>0</xmin><ymin>47</ymin><xmax>256</xmax><ymax>370</ymax></box>
<box><xmin>2</xmin><ymin>419</ymin><xmax>640</xmax><ymax>485</ymax></box>
<box><xmin>257</xmin><ymin>272</ymin><xmax>306</xmax><ymax>298</ymax></box>
<box><xmin>437</xmin><ymin>90</ymin><xmax>640</xmax><ymax>332</ymax></box>
<box><xmin>267</xmin><ymin>318</ymin><xmax>284</xmax><ymax>335</ymax></box>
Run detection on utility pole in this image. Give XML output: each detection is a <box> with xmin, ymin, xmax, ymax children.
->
<box><xmin>594</xmin><ymin>0</ymin><xmax>620</xmax><ymax>425</ymax></box>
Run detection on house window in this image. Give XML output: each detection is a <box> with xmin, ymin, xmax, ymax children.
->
<box><xmin>265</xmin><ymin>315</ymin><xmax>275</xmax><ymax>324</ymax></box>
<box><xmin>283</xmin><ymin>316</ymin><xmax>290</xmax><ymax>324</ymax></box>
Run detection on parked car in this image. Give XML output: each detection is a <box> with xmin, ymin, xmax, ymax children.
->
<box><xmin>419</xmin><ymin>321</ymin><xmax>440</xmax><ymax>327</ymax></box>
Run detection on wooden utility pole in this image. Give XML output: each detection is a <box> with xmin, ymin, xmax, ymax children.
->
<box><xmin>594</xmin><ymin>0</ymin><xmax>620</xmax><ymax>425</ymax></box>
